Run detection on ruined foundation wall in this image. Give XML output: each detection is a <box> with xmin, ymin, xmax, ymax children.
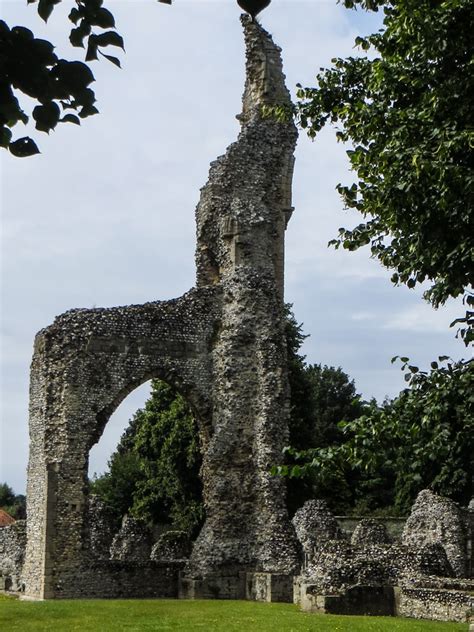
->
<box><xmin>0</xmin><ymin>521</ymin><xmax>26</xmax><ymax>592</ymax></box>
<box><xmin>188</xmin><ymin>17</ymin><xmax>299</xmax><ymax>576</ymax></box>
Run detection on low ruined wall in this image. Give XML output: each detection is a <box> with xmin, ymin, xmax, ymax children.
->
<box><xmin>0</xmin><ymin>521</ymin><xmax>26</xmax><ymax>592</ymax></box>
<box><xmin>52</xmin><ymin>560</ymin><xmax>184</xmax><ymax>599</ymax></box>
<box><xmin>396</xmin><ymin>586</ymin><xmax>474</xmax><ymax>623</ymax></box>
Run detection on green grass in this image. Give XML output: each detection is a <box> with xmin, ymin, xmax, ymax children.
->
<box><xmin>0</xmin><ymin>596</ymin><xmax>468</xmax><ymax>631</ymax></box>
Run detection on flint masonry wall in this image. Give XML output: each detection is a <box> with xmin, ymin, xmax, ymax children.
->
<box><xmin>23</xmin><ymin>16</ymin><xmax>300</xmax><ymax>599</ymax></box>
<box><xmin>0</xmin><ymin>521</ymin><xmax>26</xmax><ymax>592</ymax></box>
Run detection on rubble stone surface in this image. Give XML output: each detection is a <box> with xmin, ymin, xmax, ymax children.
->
<box><xmin>150</xmin><ymin>531</ymin><xmax>192</xmax><ymax>562</ymax></box>
<box><xmin>292</xmin><ymin>500</ymin><xmax>343</xmax><ymax>559</ymax></box>
<box><xmin>0</xmin><ymin>520</ymin><xmax>26</xmax><ymax>592</ymax></box>
<box><xmin>22</xmin><ymin>15</ymin><xmax>299</xmax><ymax>599</ymax></box>
<box><xmin>109</xmin><ymin>515</ymin><xmax>153</xmax><ymax>562</ymax></box>
<box><xmin>402</xmin><ymin>489</ymin><xmax>468</xmax><ymax>577</ymax></box>
<box><xmin>351</xmin><ymin>518</ymin><xmax>391</xmax><ymax>546</ymax></box>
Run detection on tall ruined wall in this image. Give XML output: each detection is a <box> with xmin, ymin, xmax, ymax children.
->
<box><xmin>189</xmin><ymin>16</ymin><xmax>299</xmax><ymax>576</ymax></box>
<box><xmin>23</xmin><ymin>16</ymin><xmax>299</xmax><ymax>599</ymax></box>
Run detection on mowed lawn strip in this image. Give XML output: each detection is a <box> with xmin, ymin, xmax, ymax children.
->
<box><xmin>0</xmin><ymin>596</ymin><xmax>468</xmax><ymax>632</ymax></box>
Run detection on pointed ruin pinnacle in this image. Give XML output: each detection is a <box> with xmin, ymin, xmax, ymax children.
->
<box><xmin>238</xmin><ymin>15</ymin><xmax>293</xmax><ymax>127</ymax></box>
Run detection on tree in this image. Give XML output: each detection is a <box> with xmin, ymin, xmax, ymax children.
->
<box><xmin>0</xmin><ymin>483</ymin><xmax>26</xmax><ymax>519</ymax></box>
<box><xmin>90</xmin><ymin>379</ymin><xmax>204</xmax><ymax>537</ymax></box>
<box><xmin>284</xmin><ymin>307</ymin><xmax>371</xmax><ymax>515</ymax></box>
<box><xmin>295</xmin><ymin>0</ymin><xmax>474</xmax><ymax>343</ymax></box>
<box><xmin>1</xmin><ymin>0</ymin><xmax>171</xmax><ymax>156</ymax></box>
<box><xmin>281</xmin><ymin>358</ymin><xmax>474</xmax><ymax>515</ymax></box>
<box><xmin>0</xmin><ymin>483</ymin><xmax>15</xmax><ymax>508</ymax></box>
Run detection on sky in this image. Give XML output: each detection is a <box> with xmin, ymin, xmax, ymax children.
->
<box><xmin>0</xmin><ymin>0</ymin><xmax>467</xmax><ymax>495</ymax></box>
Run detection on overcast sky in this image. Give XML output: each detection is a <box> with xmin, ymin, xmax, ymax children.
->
<box><xmin>0</xmin><ymin>1</ymin><xmax>467</xmax><ymax>494</ymax></box>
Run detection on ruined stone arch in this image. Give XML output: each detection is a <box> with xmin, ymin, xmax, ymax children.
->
<box><xmin>23</xmin><ymin>18</ymin><xmax>301</xmax><ymax>600</ymax></box>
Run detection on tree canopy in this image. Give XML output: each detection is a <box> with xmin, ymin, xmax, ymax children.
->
<box><xmin>280</xmin><ymin>357</ymin><xmax>474</xmax><ymax>515</ymax></box>
<box><xmin>90</xmin><ymin>379</ymin><xmax>204</xmax><ymax>536</ymax></box>
<box><xmin>295</xmin><ymin>0</ymin><xmax>473</xmax><ymax>343</ymax></box>
<box><xmin>0</xmin><ymin>482</ymin><xmax>26</xmax><ymax>519</ymax></box>
<box><xmin>1</xmin><ymin>0</ymin><xmax>172</xmax><ymax>156</ymax></box>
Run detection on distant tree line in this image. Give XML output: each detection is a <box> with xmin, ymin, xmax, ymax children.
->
<box><xmin>0</xmin><ymin>483</ymin><xmax>26</xmax><ymax>520</ymax></box>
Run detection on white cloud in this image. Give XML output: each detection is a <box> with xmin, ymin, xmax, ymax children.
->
<box><xmin>383</xmin><ymin>302</ymin><xmax>463</xmax><ymax>334</ymax></box>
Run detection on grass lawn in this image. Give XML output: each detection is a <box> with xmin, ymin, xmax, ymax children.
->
<box><xmin>0</xmin><ymin>595</ymin><xmax>469</xmax><ymax>632</ymax></box>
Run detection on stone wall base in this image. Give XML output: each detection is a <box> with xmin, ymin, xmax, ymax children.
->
<box><xmin>178</xmin><ymin>572</ymin><xmax>294</xmax><ymax>602</ymax></box>
<box><xmin>395</xmin><ymin>586</ymin><xmax>474</xmax><ymax>623</ymax></box>
<box><xmin>21</xmin><ymin>561</ymin><xmax>184</xmax><ymax>600</ymax></box>
<box><xmin>300</xmin><ymin>584</ymin><xmax>395</xmax><ymax>616</ymax></box>
<box><xmin>297</xmin><ymin>580</ymin><xmax>474</xmax><ymax>623</ymax></box>
<box><xmin>245</xmin><ymin>572</ymin><xmax>294</xmax><ymax>603</ymax></box>
<box><xmin>179</xmin><ymin>573</ymin><xmax>246</xmax><ymax>600</ymax></box>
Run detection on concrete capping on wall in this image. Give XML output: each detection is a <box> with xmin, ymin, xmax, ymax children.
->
<box><xmin>335</xmin><ymin>516</ymin><xmax>407</xmax><ymax>542</ymax></box>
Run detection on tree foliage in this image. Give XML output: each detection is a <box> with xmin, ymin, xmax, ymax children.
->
<box><xmin>295</xmin><ymin>0</ymin><xmax>474</xmax><ymax>342</ymax></box>
<box><xmin>284</xmin><ymin>307</ymin><xmax>371</xmax><ymax>515</ymax></box>
<box><xmin>280</xmin><ymin>358</ymin><xmax>474</xmax><ymax>515</ymax></box>
<box><xmin>1</xmin><ymin>0</ymin><xmax>171</xmax><ymax>156</ymax></box>
<box><xmin>90</xmin><ymin>379</ymin><xmax>204</xmax><ymax>537</ymax></box>
<box><xmin>0</xmin><ymin>482</ymin><xmax>26</xmax><ymax>519</ymax></box>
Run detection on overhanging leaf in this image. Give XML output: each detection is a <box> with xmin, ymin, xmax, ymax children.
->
<box><xmin>99</xmin><ymin>52</ymin><xmax>121</xmax><ymax>68</ymax></box>
<box><xmin>9</xmin><ymin>137</ymin><xmax>40</xmax><ymax>157</ymax></box>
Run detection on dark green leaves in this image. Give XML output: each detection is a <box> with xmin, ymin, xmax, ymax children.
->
<box><xmin>86</xmin><ymin>31</ymin><xmax>124</xmax><ymax>62</ymax></box>
<box><xmin>38</xmin><ymin>0</ymin><xmax>61</xmax><ymax>22</ymax></box>
<box><xmin>33</xmin><ymin>101</ymin><xmax>60</xmax><ymax>132</ymax></box>
<box><xmin>9</xmin><ymin>137</ymin><xmax>40</xmax><ymax>157</ymax></box>
<box><xmin>90</xmin><ymin>380</ymin><xmax>204</xmax><ymax>537</ymax></box>
<box><xmin>60</xmin><ymin>113</ymin><xmax>80</xmax><ymax>125</ymax></box>
<box><xmin>279</xmin><ymin>357</ymin><xmax>474</xmax><ymax>515</ymax></box>
<box><xmin>3</xmin><ymin>0</ymin><xmax>125</xmax><ymax>156</ymax></box>
<box><xmin>296</xmin><ymin>0</ymin><xmax>474</xmax><ymax>344</ymax></box>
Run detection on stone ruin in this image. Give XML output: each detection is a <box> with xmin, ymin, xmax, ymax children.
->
<box><xmin>0</xmin><ymin>520</ymin><xmax>26</xmax><ymax>592</ymax></box>
<box><xmin>21</xmin><ymin>16</ymin><xmax>299</xmax><ymax>601</ymax></box>
<box><xmin>294</xmin><ymin>490</ymin><xmax>474</xmax><ymax>623</ymax></box>
<box><xmin>3</xmin><ymin>486</ymin><xmax>473</xmax><ymax>621</ymax></box>
<box><xmin>1</xmin><ymin>12</ymin><xmax>473</xmax><ymax>627</ymax></box>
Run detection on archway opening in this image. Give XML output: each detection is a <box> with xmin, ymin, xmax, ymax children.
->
<box><xmin>86</xmin><ymin>379</ymin><xmax>205</xmax><ymax>563</ymax></box>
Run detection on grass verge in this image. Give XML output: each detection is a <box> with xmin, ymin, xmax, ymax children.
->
<box><xmin>0</xmin><ymin>597</ymin><xmax>469</xmax><ymax>631</ymax></box>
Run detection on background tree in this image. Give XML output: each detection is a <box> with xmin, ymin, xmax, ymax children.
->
<box><xmin>281</xmin><ymin>308</ymin><xmax>371</xmax><ymax>515</ymax></box>
<box><xmin>0</xmin><ymin>482</ymin><xmax>26</xmax><ymax>519</ymax></box>
<box><xmin>295</xmin><ymin>0</ymin><xmax>473</xmax><ymax>343</ymax></box>
<box><xmin>281</xmin><ymin>358</ymin><xmax>474</xmax><ymax>516</ymax></box>
<box><xmin>90</xmin><ymin>379</ymin><xmax>203</xmax><ymax>537</ymax></box>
